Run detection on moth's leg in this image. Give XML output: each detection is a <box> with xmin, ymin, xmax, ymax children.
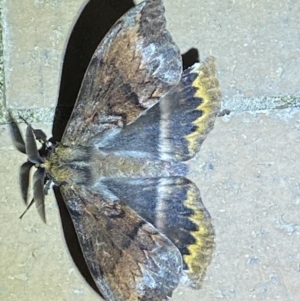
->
<box><xmin>43</xmin><ymin>178</ymin><xmax>52</xmax><ymax>196</ymax></box>
<box><xmin>19</xmin><ymin>198</ymin><xmax>35</xmax><ymax>220</ymax></box>
<box><xmin>32</xmin><ymin>129</ymin><xmax>47</xmax><ymax>144</ymax></box>
<box><xmin>218</xmin><ymin>109</ymin><xmax>231</xmax><ymax>117</ymax></box>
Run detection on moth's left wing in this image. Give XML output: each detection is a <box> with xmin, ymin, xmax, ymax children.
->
<box><xmin>62</xmin><ymin>0</ymin><xmax>181</xmax><ymax>146</ymax></box>
<box><xmin>60</xmin><ymin>185</ymin><xmax>182</xmax><ymax>301</ymax></box>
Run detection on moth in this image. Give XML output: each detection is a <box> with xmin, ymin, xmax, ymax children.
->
<box><xmin>13</xmin><ymin>0</ymin><xmax>221</xmax><ymax>300</ymax></box>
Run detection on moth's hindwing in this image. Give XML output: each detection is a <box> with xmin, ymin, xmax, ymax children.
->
<box><xmin>102</xmin><ymin>177</ymin><xmax>215</xmax><ymax>288</ymax></box>
<box><xmin>60</xmin><ymin>185</ymin><xmax>182</xmax><ymax>301</ymax></box>
<box><xmin>181</xmin><ymin>57</ymin><xmax>221</xmax><ymax>160</ymax></box>
<box><xmin>62</xmin><ymin>0</ymin><xmax>182</xmax><ymax>146</ymax></box>
<box><xmin>95</xmin><ymin>57</ymin><xmax>221</xmax><ymax>161</ymax></box>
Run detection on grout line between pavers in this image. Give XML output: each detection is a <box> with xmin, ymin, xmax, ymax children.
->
<box><xmin>223</xmin><ymin>94</ymin><xmax>300</xmax><ymax>112</ymax></box>
<box><xmin>1</xmin><ymin>93</ymin><xmax>300</xmax><ymax>125</ymax></box>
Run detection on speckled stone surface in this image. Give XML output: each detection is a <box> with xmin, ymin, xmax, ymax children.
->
<box><xmin>1</xmin><ymin>0</ymin><xmax>300</xmax><ymax>300</ymax></box>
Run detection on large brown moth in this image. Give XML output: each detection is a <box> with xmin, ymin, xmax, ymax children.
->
<box><xmin>13</xmin><ymin>0</ymin><xmax>221</xmax><ymax>300</ymax></box>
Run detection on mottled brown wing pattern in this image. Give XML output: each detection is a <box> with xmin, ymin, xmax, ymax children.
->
<box><xmin>62</xmin><ymin>0</ymin><xmax>181</xmax><ymax>146</ymax></box>
<box><xmin>60</xmin><ymin>185</ymin><xmax>182</xmax><ymax>301</ymax></box>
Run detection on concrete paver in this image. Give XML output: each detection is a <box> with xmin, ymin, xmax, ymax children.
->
<box><xmin>1</xmin><ymin>0</ymin><xmax>299</xmax><ymax>300</ymax></box>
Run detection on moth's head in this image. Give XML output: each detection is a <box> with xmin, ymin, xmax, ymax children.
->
<box><xmin>9</xmin><ymin>118</ymin><xmax>54</xmax><ymax>222</ymax></box>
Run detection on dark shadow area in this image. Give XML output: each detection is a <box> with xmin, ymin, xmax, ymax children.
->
<box><xmin>52</xmin><ymin>0</ymin><xmax>134</xmax><ymax>142</ymax></box>
<box><xmin>182</xmin><ymin>47</ymin><xmax>199</xmax><ymax>70</ymax></box>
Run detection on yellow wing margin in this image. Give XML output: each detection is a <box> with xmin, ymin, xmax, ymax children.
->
<box><xmin>184</xmin><ymin>57</ymin><xmax>222</xmax><ymax>158</ymax></box>
<box><xmin>181</xmin><ymin>181</ymin><xmax>215</xmax><ymax>288</ymax></box>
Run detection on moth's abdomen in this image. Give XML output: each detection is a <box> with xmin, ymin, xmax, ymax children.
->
<box><xmin>92</xmin><ymin>151</ymin><xmax>187</xmax><ymax>179</ymax></box>
<box><xmin>44</xmin><ymin>145</ymin><xmax>186</xmax><ymax>186</ymax></box>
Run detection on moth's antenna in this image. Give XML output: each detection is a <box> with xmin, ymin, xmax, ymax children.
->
<box><xmin>19</xmin><ymin>115</ymin><xmax>29</xmax><ymax>124</ymax></box>
<box><xmin>16</xmin><ymin>116</ymin><xmax>49</xmax><ymax>223</ymax></box>
<box><xmin>19</xmin><ymin>198</ymin><xmax>35</xmax><ymax>220</ymax></box>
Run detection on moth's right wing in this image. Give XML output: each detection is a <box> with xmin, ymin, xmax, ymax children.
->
<box><xmin>60</xmin><ymin>185</ymin><xmax>182</xmax><ymax>301</ymax></box>
<box><xmin>62</xmin><ymin>0</ymin><xmax>181</xmax><ymax>146</ymax></box>
<box><xmin>95</xmin><ymin>57</ymin><xmax>221</xmax><ymax>162</ymax></box>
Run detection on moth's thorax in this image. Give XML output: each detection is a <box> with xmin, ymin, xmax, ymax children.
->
<box><xmin>44</xmin><ymin>144</ymin><xmax>185</xmax><ymax>186</ymax></box>
<box><xmin>43</xmin><ymin>144</ymin><xmax>93</xmax><ymax>185</ymax></box>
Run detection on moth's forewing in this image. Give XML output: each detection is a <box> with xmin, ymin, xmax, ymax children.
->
<box><xmin>62</xmin><ymin>0</ymin><xmax>181</xmax><ymax>146</ymax></box>
<box><xmin>61</xmin><ymin>185</ymin><xmax>182</xmax><ymax>301</ymax></box>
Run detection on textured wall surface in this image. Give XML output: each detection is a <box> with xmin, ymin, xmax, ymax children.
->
<box><xmin>1</xmin><ymin>0</ymin><xmax>299</xmax><ymax>300</ymax></box>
